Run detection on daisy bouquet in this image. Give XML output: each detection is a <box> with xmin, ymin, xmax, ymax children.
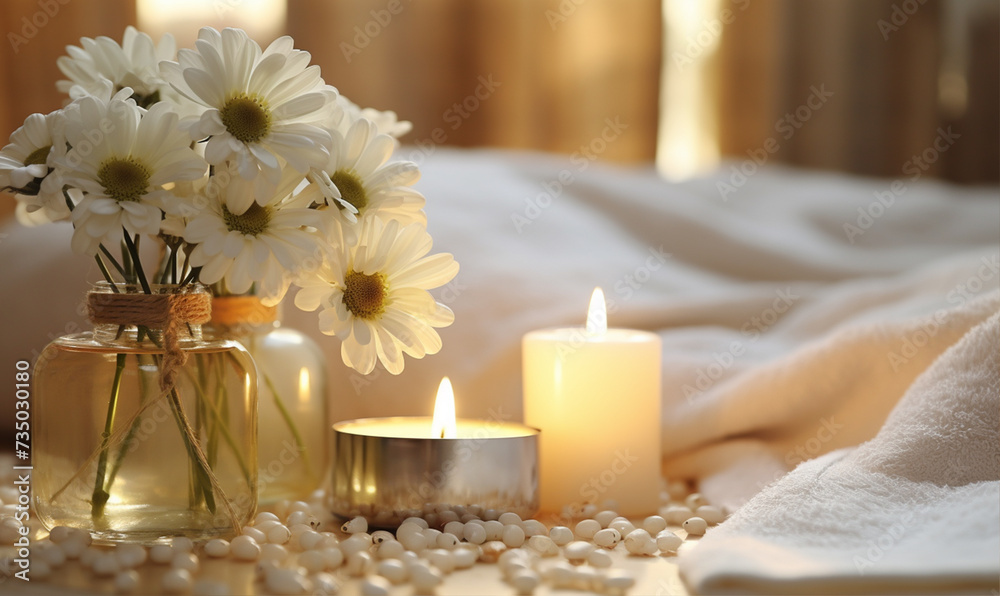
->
<box><xmin>2</xmin><ymin>26</ymin><xmax>457</xmax><ymax>533</ymax></box>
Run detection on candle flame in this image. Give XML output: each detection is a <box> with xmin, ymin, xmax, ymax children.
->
<box><xmin>431</xmin><ymin>377</ymin><xmax>457</xmax><ymax>439</ymax></box>
<box><xmin>586</xmin><ymin>287</ymin><xmax>607</xmax><ymax>336</ymax></box>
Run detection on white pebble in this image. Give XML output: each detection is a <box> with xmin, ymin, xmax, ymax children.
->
<box><xmin>286</xmin><ymin>511</ymin><xmax>317</xmax><ymax>528</ymax></box>
<box><xmin>397</xmin><ymin>530</ymin><xmax>427</xmax><ymax>552</ymax></box>
<box><xmin>266</xmin><ymin>524</ymin><xmax>291</xmax><ymax>545</ymax></box>
<box><xmin>685</xmin><ymin>493</ymin><xmax>708</xmax><ymax>510</ymax></box>
<box><xmin>310</xmin><ymin>573</ymin><xmax>341</xmax><ymax>595</ymax></box>
<box><xmin>241</xmin><ymin>525</ymin><xmax>267</xmax><ymax>543</ymax></box>
<box><xmin>341</xmin><ymin>516</ymin><xmax>368</xmax><ymax>534</ymax></box>
<box><xmin>549</xmin><ymin>526</ymin><xmax>574</xmax><ymax>546</ymax></box>
<box><xmin>575</xmin><ymin>519</ymin><xmax>601</xmax><ymax>539</ymax></box>
<box><xmin>297</xmin><ymin>530</ymin><xmax>324</xmax><ymax>551</ymax></box>
<box><xmin>171</xmin><ymin>536</ymin><xmax>194</xmax><ymax>553</ymax></box>
<box><xmin>297</xmin><ymin>550</ymin><xmax>325</xmax><ymax>574</ymax></box>
<box><xmin>161</xmin><ymin>568</ymin><xmax>193</xmax><ymax>593</ymax></box>
<box><xmin>683</xmin><ymin>517</ymin><xmax>708</xmax><ymax>535</ymax></box>
<box><xmin>231</xmin><ymin>535</ymin><xmax>261</xmax><ymax>561</ymax></box>
<box><xmin>171</xmin><ymin>552</ymin><xmax>199</xmax><ymax>572</ymax></box>
<box><xmin>399</xmin><ymin>517</ymin><xmax>428</xmax><ymax>530</ymax></box>
<box><xmin>340</xmin><ymin>534</ymin><xmax>374</xmax><ymax>557</ymax></box>
<box><xmin>376</xmin><ymin>558</ymin><xmax>408</xmax><ymax>584</ymax></box>
<box><xmin>442</xmin><ymin>520</ymin><xmax>464</xmax><ymax>539</ymax></box>
<box><xmin>361</xmin><ymin>575</ymin><xmax>392</xmax><ymax>596</ymax></box>
<box><xmin>542</xmin><ymin>561</ymin><xmax>575</xmax><ymax>587</ymax></box>
<box><xmin>696</xmin><ymin>505</ymin><xmax>725</xmax><ymax>525</ymax></box>
<box><xmin>48</xmin><ymin>526</ymin><xmax>72</xmax><ymax>543</ymax></box>
<box><xmin>320</xmin><ymin>546</ymin><xmax>345</xmax><ymax>569</ymax></box>
<box><xmin>662</xmin><ymin>505</ymin><xmax>694</xmax><ymax>525</ymax></box>
<box><xmin>370</xmin><ymin>530</ymin><xmax>394</xmax><ymax>544</ymax></box>
<box><xmin>502</xmin><ymin>523</ymin><xmax>526</xmax><ymax>548</ymax></box>
<box><xmin>643</xmin><ymin>515</ymin><xmax>668</xmax><ymax>535</ymax></box>
<box><xmin>594</xmin><ymin>510</ymin><xmax>618</xmax><ymax>528</ymax></box>
<box><xmin>478</xmin><ymin>541</ymin><xmax>508</xmax><ymax>563</ymax></box>
<box><xmin>410</xmin><ymin>566</ymin><xmax>444</xmax><ymax>594</ymax></box>
<box><xmin>438</xmin><ymin>510</ymin><xmax>460</xmax><ymax>525</ymax></box>
<box><xmin>510</xmin><ymin>569</ymin><xmax>541</xmax><ymax>594</ymax></box>
<box><xmin>624</xmin><ymin>529</ymin><xmax>658</xmax><ymax>556</ymax></box>
<box><xmin>260</xmin><ymin>543</ymin><xmax>290</xmax><ymax>563</ymax></box>
<box><xmin>483</xmin><ymin>520</ymin><xmax>504</xmax><ymax>541</ymax></box>
<box><xmin>346</xmin><ymin>551</ymin><xmax>374</xmax><ymax>576</ymax></box>
<box><xmin>114</xmin><ymin>544</ymin><xmax>146</xmax><ymax>569</ymax></box>
<box><xmin>594</xmin><ymin>528</ymin><xmax>622</xmax><ymax>549</ymax></box>
<box><xmin>609</xmin><ymin>519</ymin><xmax>636</xmax><ymax>537</ymax></box>
<box><xmin>256</xmin><ymin>520</ymin><xmax>282</xmax><ymax>533</ymax></box>
<box><xmin>656</xmin><ymin>530</ymin><xmax>683</xmax><ymax>553</ymax></box>
<box><xmin>437</xmin><ymin>532</ymin><xmax>459</xmax><ymax>549</ymax></box>
<box><xmin>463</xmin><ymin>522</ymin><xmax>487</xmax><ymax>544</ymax></box>
<box><xmin>498</xmin><ymin>512</ymin><xmax>522</xmax><ymax>526</ymax></box>
<box><xmin>426</xmin><ymin>548</ymin><xmax>456</xmax><ymax>574</ymax></box>
<box><xmin>114</xmin><ymin>570</ymin><xmax>140</xmax><ymax>593</ymax></box>
<box><xmin>452</xmin><ymin>546</ymin><xmax>478</xmax><ymax>568</ymax></box>
<box><xmin>588</xmin><ymin>548</ymin><xmax>613</xmax><ymax>568</ymax></box>
<box><xmin>527</xmin><ymin>534</ymin><xmax>559</xmax><ymax>557</ymax></box>
<box><xmin>264</xmin><ymin>567</ymin><xmax>309</xmax><ymax>595</ymax></box>
<box><xmin>422</xmin><ymin>528</ymin><xmax>442</xmax><ymax>543</ymax></box>
<box><xmin>203</xmin><ymin>539</ymin><xmax>230</xmax><ymax>558</ymax></box>
<box><xmin>92</xmin><ymin>553</ymin><xmax>120</xmax><ymax>577</ymax></box>
<box><xmin>255</xmin><ymin>511</ymin><xmax>279</xmax><ymax>524</ymax></box>
<box><xmin>564</xmin><ymin>540</ymin><xmax>595</xmax><ymax>562</ymax></box>
<box><xmin>149</xmin><ymin>544</ymin><xmax>174</xmax><ymax>564</ymax></box>
<box><xmin>375</xmin><ymin>539</ymin><xmax>405</xmax><ymax>559</ymax></box>
<box><xmin>522</xmin><ymin>519</ymin><xmax>547</xmax><ymax>537</ymax></box>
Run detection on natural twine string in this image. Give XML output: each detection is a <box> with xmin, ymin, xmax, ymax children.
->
<box><xmin>87</xmin><ymin>291</ymin><xmax>211</xmax><ymax>391</ymax></box>
<box><xmin>54</xmin><ymin>290</ymin><xmax>243</xmax><ymax>534</ymax></box>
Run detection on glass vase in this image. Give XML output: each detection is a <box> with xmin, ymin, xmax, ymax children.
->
<box><xmin>207</xmin><ymin>296</ymin><xmax>328</xmax><ymax>504</ymax></box>
<box><xmin>32</xmin><ymin>283</ymin><xmax>258</xmax><ymax>543</ymax></box>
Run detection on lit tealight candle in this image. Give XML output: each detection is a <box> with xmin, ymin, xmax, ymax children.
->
<box><xmin>331</xmin><ymin>378</ymin><xmax>540</xmax><ymax>527</ymax></box>
<box><xmin>523</xmin><ymin>287</ymin><xmax>661</xmax><ymax>516</ymax></box>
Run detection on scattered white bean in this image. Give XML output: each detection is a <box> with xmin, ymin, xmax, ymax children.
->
<box><xmin>171</xmin><ymin>537</ymin><xmax>194</xmax><ymax>553</ymax></box>
<box><xmin>341</xmin><ymin>516</ymin><xmax>368</xmax><ymax>534</ymax></box>
<box><xmin>375</xmin><ymin>539</ymin><xmax>405</xmax><ymax>560</ymax></box>
<box><xmin>498</xmin><ymin>512</ymin><xmax>522</xmax><ymax>526</ymax></box>
<box><xmin>376</xmin><ymin>558</ymin><xmax>408</xmax><ymax>584</ymax></box>
<box><xmin>264</xmin><ymin>567</ymin><xmax>309</xmax><ymax>595</ymax></box>
<box><xmin>464</xmin><ymin>522</ymin><xmax>487</xmax><ymax>544</ymax></box>
<box><xmin>320</xmin><ymin>546</ymin><xmax>345</xmax><ymax>570</ymax></box>
<box><xmin>527</xmin><ymin>534</ymin><xmax>559</xmax><ymax>557</ymax></box>
<box><xmin>346</xmin><ymin>551</ymin><xmax>374</xmax><ymax>577</ymax></box>
<box><xmin>593</xmin><ymin>528</ymin><xmax>622</xmax><ymax>549</ymax></box>
<box><xmin>255</xmin><ymin>512</ymin><xmax>279</xmax><ymax>524</ymax></box>
<box><xmin>115</xmin><ymin>544</ymin><xmax>147</xmax><ymax>568</ymax></box>
<box><xmin>171</xmin><ymin>552</ymin><xmax>200</xmax><ymax>572</ymax></box>
<box><xmin>696</xmin><ymin>505</ymin><xmax>725</xmax><ymax>525</ymax></box>
<box><xmin>564</xmin><ymin>540</ymin><xmax>595</xmax><ymax>562</ymax></box>
<box><xmin>602</xmin><ymin>569</ymin><xmax>637</xmax><ymax>592</ymax></box>
<box><xmin>149</xmin><ymin>544</ymin><xmax>174</xmax><ymax>564</ymax></box>
<box><xmin>260</xmin><ymin>543</ymin><xmax>290</xmax><ymax>564</ymax></box>
<box><xmin>609</xmin><ymin>519</ymin><xmax>635</xmax><ymax>537</ymax></box>
<box><xmin>683</xmin><ymin>517</ymin><xmax>708</xmax><ymax>535</ymax></box>
<box><xmin>483</xmin><ymin>520</ymin><xmax>504</xmax><ymax>541</ymax></box>
<box><xmin>624</xmin><ymin>529</ymin><xmax>658</xmax><ymax>556</ymax></box>
<box><xmin>656</xmin><ymin>530</ymin><xmax>683</xmax><ymax>553</ymax></box>
<box><xmin>231</xmin><ymin>535</ymin><xmax>261</xmax><ymax>561</ymax></box>
<box><xmin>410</xmin><ymin>566</ymin><xmax>444</xmax><ymax>595</ymax></box>
<box><xmin>685</xmin><ymin>493</ymin><xmax>708</xmax><ymax>510</ymax></box>
<box><xmin>241</xmin><ymin>526</ymin><xmax>267</xmax><ymax>543</ymax></box>
<box><xmin>92</xmin><ymin>553</ymin><xmax>120</xmax><ymax>577</ymax></box>
<box><xmin>161</xmin><ymin>568</ymin><xmax>193</xmax><ymax>594</ymax></box>
<box><xmin>587</xmin><ymin>548</ymin><xmax>613</xmax><ymax>568</ymax></box>
<box><xmin>370</xmin><ymin>530</ymin><xmax>394</xmax><ymax>544</ymax></box>
<box><xmin>452</xmin><ymin>546</ymin><xmax>478</xmax><ymax>569</ymax></box>
<box><xmin>502</xmin><ymin>524</ymin><xmax>526</xmax><ymax>548</ymax></box>
<box><xmin>594</xmin><ymin>510</ymin><xmax>618</xmax><ymax>528</ymax></box>
<box><xmin>643</xmin><ymin>515</ymin><xmax>667</xmax><ymax>535</ymax></box>
<box><xmin>310</xmin><ymin>572</ymin><xmax>341</xmax><ymax>595</ymax></box>
<box><xmin>266</xmin><ymin>524</ymin><xmax>291</xmax><ymax>545</ymax></box>
<box><xmin>114</xmin><ymin>570</ymin><xmax>140</xmax><ymax>593</ymax></box>
<box><xmin>427</xmin><ymin>548</ymin><xmax>456</xmax><ymax>574</ymax></box>
<box><xmin>48</xmin><ymin>526</ymin><xmax>72</xmax><ymax>543</ymax></box>
<box><xmin>661</xmin><ymin>505</ymin><xmax>694</xmax><ymax>525</ymax></box>
<box><xmin>549</xmin><ymin>526</ymin><xmax>574</xmax><ymax>546</ymax></box>
<box><xmin>297</xmin><ymin>550</ymin><xmax>325</xmax><ymax>574</ymax></box>
<box><xmin>510</xmin><ymin>569</ymin><xmax>541</xmax><ymax>594</ymax></box>
<box><xmin>575</xmin><ymin>519</ymin><xmax>601</xmax><ymax>539</ymax></box>
<box><xmin>478</xmin><ymin>541</ymin><xmax>508</xmax><ymax>563</ymax></box>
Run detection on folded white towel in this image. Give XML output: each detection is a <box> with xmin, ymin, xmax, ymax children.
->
<box><xmin>678</xmin><ymin>292</ymin><xmax>1000</xmax><ymax>595</ymax></box>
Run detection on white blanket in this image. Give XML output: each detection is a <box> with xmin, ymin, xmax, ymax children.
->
<box><xmin>2</xmin><ymin>149</ymin><xmax>998</xmax><ymax>590</ymax></box>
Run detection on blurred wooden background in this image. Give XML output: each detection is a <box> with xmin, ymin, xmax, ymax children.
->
<box><xmin>0</xmin><ymin>0</ymin><xmax>996</xmax><ymax>220</ymax></box>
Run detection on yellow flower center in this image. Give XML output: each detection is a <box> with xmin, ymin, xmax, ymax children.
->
<box><xmin>220</xmin><ymin>93</ymin><xmax>271</xmax><ymax>144</ymax></box>
<box><xmin>25</xmin><ymin>145</ymin><xmax>51</xmax><ymax>166</ymax></box>
<box><xmin>222</xmin><ymin>201</ymin><xmax>272</xmax><ymax>236</ymax></box>
<box><xmin>97</xmin><ymin>157</ymin><xmax>150</xmax><ymax>203</ymax></box>
<box><xmin>342</xmin><ymin>269</ymin><xmax>387</xmax><ymax>320</ymax></box>
<box><xmin>331</xmin><ymin>169</ymin><xmax>368</xmax><ymax>212</ymax></box>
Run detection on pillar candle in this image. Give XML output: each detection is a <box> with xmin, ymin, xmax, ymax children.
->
<box><xmin>522</xmin><ymin>288</ymin><xmax>661</xmax><ymax>516</ymax></box>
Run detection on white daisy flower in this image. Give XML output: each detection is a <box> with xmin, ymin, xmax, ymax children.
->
<box><xmin>294</xmin><ymin>217</ymin><xmax>458</xmax><ymax>375</ymax></box>
<box><xmin>58</xmin><ymin>26</ymin><xmax>178</xmax><ymax>108</ymax></box>
<box><xmin>297</xmin><ymin>118</ymin><xmax>425</xmax><ymax>234</ymax></box>
<box><xmin>160</xmin><ymin>27</ymin><xmax>336</xmax><ymax>203</ymax></box>
<box><xmin>58</xmin><ymin>93</ymin><xmax>208</xmax><ymax>255</ymax></box>
<box><xmin>183</xmin><ymin>170</ymin><xmax>330</xmax><ymax>304</ymax></box>
<box><xmin>0</xmin><ymin>111</ymin><xmax>70</xmax><ymax>225</ymax></box>
<box><xmin>337</xmin><ymin>94</ymin><xmax>412</xmax><ymax>139</ymax></box>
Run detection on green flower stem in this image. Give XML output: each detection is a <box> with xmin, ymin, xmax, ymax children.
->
<box><xmin>122</xmin><ymin>232</ymin><xmax>151</xmax><ymax>294</ymax></box>
<box><xmin>105</xmin><ymin>354</ymin><xmax>155</xmax><ymax>488</ymax></box>
<box><xmin>166</xmin><ymin>385</ymin><xmax>216</xmax><ymax>514</ymax></box>
<box><xmin>94</xmin><ymin>254</ymin><xmax>120</xmax><ymax>290</ymax></box>
<box><xmin>98</xmin><ymin>244</ymin><xmax>127</xmax><ymax>280</ymax></box>
<box><xmin>261</xmin><ymin>371</ymin><xmax>313</xmax><ymax>480</ymax></box>
<box><xmin>180</xmin><ymin>363</ymin><xmax>253</xmax><ymax>487</ymax></box>
<box><xmin>91</xmin><ymin>352</ymin><xmax>126</xmax><ymax>520</ymax></box>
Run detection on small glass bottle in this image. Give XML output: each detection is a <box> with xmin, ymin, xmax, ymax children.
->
<box><xmin>32</xmin><ymin>283</ymin><xmax>257</xmax><ymax>543</ymax></box>
<box><xmin>207</xmin><ymin>296</ymin><xmax>328</xmax><ymax>504</ymax></box>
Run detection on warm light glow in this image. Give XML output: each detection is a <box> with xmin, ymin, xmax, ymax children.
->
<box><xmin>137</xmin><ymin>0</ymin><xmax>287</xmax><ymax>49</ymax></box>
<box><xmin>586</xmin><ymin>287</ymin><xmax>607</xmax><ymax>336</ymax></box>
<box><xmin>298</xmin><ymin>367</ymin><xmax>310</xmax><ymax>404</ymax></box>
<box><xmin>431</xmin><ymin>377</ymin><xmax>457</xmax><ymax>439</ymax></box>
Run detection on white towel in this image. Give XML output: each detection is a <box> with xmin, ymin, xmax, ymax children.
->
<box><xmin>678</xmin><ymin>292</ymin><xmax>1000</xmax><ymax>595</ymax></box>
